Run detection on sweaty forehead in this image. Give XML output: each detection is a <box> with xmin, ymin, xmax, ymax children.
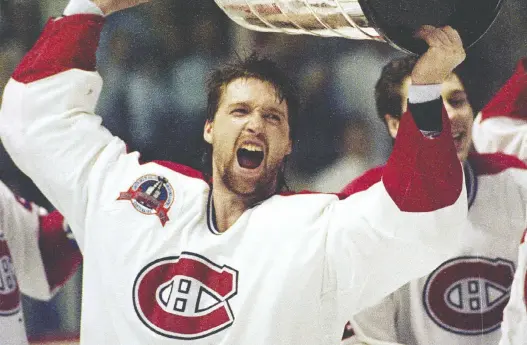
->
<box><xmin>441</xmin><ymin>74</ymin><xmax>466</xmax><ymax>96</ymax></box>
<box><xmin>219</xmin><ymin>78</ymin><xmax>287</xmax><ymax>110</ymax></box>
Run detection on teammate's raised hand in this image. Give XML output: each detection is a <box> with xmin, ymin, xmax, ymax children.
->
<box><xmin>411</xmin><ymin>25</ymin><xmax>466</xmax><ymax>85</ymax></box>
<box><xmin>92</xmin><ymin>0</ymin><xmax>150</xmax><ymax>15</ymax></box>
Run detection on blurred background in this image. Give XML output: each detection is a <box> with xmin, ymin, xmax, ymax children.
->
<box><xmin>0</xmin><ymin>0</ymin><xmax>526</xmax><ymax>343</ymax></box>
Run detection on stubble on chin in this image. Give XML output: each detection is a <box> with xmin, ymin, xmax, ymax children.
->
<box><xmin>222</xmin><ymin>165</ymin><xmax>280</xmax><ymax>201</ymax></box>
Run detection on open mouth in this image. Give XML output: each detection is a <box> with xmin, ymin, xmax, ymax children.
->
<box><xmin>237</xmin><ymin>144</ymin><xmax>264</xmax><ymax>170</ymax></box>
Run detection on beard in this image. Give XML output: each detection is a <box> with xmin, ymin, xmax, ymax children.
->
<box><xmin>219</xmin><ymin>156</ymin><xmax>282</xmax><ymax>200</ymax></box>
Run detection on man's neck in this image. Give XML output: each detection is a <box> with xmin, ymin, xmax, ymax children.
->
<box><xmin>211</xmin><ymin>184</ymin><xmax>256</xmax><ymax>233</ymax></box>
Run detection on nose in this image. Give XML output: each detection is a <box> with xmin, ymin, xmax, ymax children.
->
<box><xmin>245</xmin><ymin>112</ymin><xmax>265</xmax><ymax>133</ymax></box>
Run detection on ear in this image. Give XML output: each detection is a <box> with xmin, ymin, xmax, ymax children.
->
<box><xmin>203</xmin><ymin>120</ymin><xmax>213</xmax><ymax>144</ymax></box>
<box><xmin>384</xmin><ymin>114</ymin><xmax>400</xmax><ymax>139</ymax></box>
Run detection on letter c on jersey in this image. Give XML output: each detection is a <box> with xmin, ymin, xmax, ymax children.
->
<box><xmin>133</xmin><ymin>252</ymin><xmax>239</xmax><ymax>339</ymax></box>
<box><xmin>0</xmin><ymin>234</ymin><xmax>20</xmax><ymax>316</ymax></box>
<box><xmin>423</xmin><ymin>256</ymin><xmax>514</xmax><ymax>335</ymax></box>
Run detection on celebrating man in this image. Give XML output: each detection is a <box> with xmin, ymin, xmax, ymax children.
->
<box><xmin>0</xmin><ymin>0</ymin><xmax>467</xmax><ymax>344</ymax></box>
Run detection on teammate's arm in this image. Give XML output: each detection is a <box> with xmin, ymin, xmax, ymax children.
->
<box><xmin>0</xmin><ymin>181</ymin><xmax>81</xmax><ymax>300</ymax></box>
<box><xmin>472</xmin><ymin>59</ymin><xmax>527</xmax><ymax>160</ymax></box>
<box><xmin>323</xmin><ymin>26</ymin><xmax>468</xmax><ymax>314</ymax></box>
<box><xmin>0</xmin><ymin>0</ymin><xmax>150</xmax><ymax>247</ymax></box>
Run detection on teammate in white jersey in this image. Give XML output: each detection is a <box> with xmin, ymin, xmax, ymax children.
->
<box><xmin>470</xmin><ymin>59</ymin><xmax>527</xmax><ymax>345</ymax></box>
<box><xmin>0</xmin><ymin>0</ymin><xmax>469</xmax><ymax>344</ymax></box>
<box><xmin>340</xmin><ymin>56</ymin><xmax>527</xmax><ymax>345</ymax></box>
<box><xmin>0</xmin><ymin>179</ymin><xmax>81</xmax><ymax>345</ymax></box>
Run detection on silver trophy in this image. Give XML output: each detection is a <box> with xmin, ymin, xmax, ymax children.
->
<box><xmin>215</xmin><ymin>0</ymin><xmax>505</xmax><ymax>54</ymax></box>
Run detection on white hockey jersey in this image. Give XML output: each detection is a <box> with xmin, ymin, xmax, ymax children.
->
<box><xmin>0</xmin><ymin>15</ymin><xmax>468</xmax><ymax>345</ymax></box>
<box><xmin>471</xmin><ymin>58</ymin><xmax>527</xmax><ymax>345</ymax></box>
<box><xmin>340</xmin><ymin>152</ymin><xmax>527</xmax><ymax>345</ymax></box>
<box><xmin>0</xmin><ymin>180</ymin><xmax>81</xmax><ymax>345</ymax></box>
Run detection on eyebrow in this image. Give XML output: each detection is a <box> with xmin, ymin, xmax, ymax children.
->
<box><xmin>228</xmin><ymin>103</ymin><xmax>286</xmax><ymax>117</ymax></box>
<box><xmin>446</xmin><ymin>90</ymin><xmax>467</xmax><ymax>98</ymax></box>
<box><xmin>227</xmin><ymin>102</ymin><xmax>249</xmax><ymax>108</ymax></box>
<box><xmin>261</xmin><ymin>106</ymin><xmax>286</xmax><ymax>118</ymax></box>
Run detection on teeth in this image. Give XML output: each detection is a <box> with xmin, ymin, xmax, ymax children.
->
<box><xmin>241</xmin><ymin>144</ymin><xmax>263</xmax><ymax>152</ymax></box>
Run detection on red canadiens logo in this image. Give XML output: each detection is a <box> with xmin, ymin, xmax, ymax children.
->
<box><xmin>0</xmin><ymin>233</ymin><xmax>20</xmax><ymax>316</ymax></box>
<box><xmin>133</xmin><ymin>252</ymin><xmax>238</xmax><ymax>339</ymax></box>
<box><xmin>423</xmin><ymin>256</ymin><xmax>514</xmax><ymax>335</ymax></box>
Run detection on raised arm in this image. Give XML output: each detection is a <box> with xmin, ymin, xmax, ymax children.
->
<box><xmin>0</xmin><ymin>181</ymin><xmax>80</xmax><ymax>300</ymax></box>
<box><xmin>0</xmin><ymin>0</ymin><xmax>150</xmax><ymax>247</ymax></box>
<box><xmin>472</xmin><ymin>59</ymin><xmax>527</xmax><ymax>160</ymax></box>
<box><xmin>324</xmin><ymin>26</ymin><xmax>467</xmax><ymax>317</ymax></box>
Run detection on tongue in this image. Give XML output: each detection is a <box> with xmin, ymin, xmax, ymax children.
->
<box><xmin>238</xmin><ymin>155</ymin><xmax>261</xmax><ymax>169</ymax></box>
<box><xmin>237</xmin><ymin>150</ymin><xmax>263</xmax><ymax>169</ymax></box>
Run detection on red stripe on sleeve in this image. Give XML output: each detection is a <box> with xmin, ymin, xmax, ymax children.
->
<box><xmin>340</xmin><ymin>166</ymin><xmax>384</xmax><ymax>198</ymax></box>
<box><xmin>39</xmin><ymin>211</ymin><xmax>82</xmax><ymax>292</ymax></box>
<box><xmin>12</xmin><ymin>14</ymin><xmax>105</xmax><ymax>84</ymax></box>
<box><xmin>383</xmin><ymin>107</ymin><xmax>462</xmax><ymax>212</ymax></box>
<box><xmin>481</xmin><ymin>58</ymin><xmax>527</xmax><ymax>122</ymax></box>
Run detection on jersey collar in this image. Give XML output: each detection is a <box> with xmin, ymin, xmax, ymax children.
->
<box><xmin>463</xmin><ymin>160</ymin><xmax>478</xmax><ymax>210</ymax></box>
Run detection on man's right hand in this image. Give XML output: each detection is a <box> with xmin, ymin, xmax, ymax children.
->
<box><xmin>92</xmin><ymin>0</ymin><xmax>150</xmax><ymax>15</ymax></box>
<box><xmin>411</xmin><ymin>25</ymin><xmax>466</xmax><ymax>85</ymax></box>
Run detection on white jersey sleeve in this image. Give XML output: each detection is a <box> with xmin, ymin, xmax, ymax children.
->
<box><xmin>472</xmin><ymin>59</ymin><xmax>527</xmax><ymax>160</ymax></box>
<box><xmin>0</xmin><ymin>15</ymin><xmax>119</xmax><ymax>251</ymax></box>
<box><xmin>324</xmin><ymin>102</ymin><xmax>466</xmax><ymax>320</ymax></box>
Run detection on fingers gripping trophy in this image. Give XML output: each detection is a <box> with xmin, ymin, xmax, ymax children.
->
<box><xmin>215</xmin><ymin>0</ymin><xmax>504</xmax><ymax>54</ymax></box>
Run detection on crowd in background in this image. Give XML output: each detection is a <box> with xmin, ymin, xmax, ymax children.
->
<box><xmin>0</xmin><ymin>0</ymin><xmax>526</xmax><ymax>340</ymax></box>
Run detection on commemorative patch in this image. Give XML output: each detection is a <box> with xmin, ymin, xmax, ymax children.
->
<box><xmin>118</xmin><ymin>175</ymin><xmax>174</xmax><ymax>226</ymax></box>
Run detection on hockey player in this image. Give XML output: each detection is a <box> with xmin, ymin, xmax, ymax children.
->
<box><xmin>0</xmin><ymin>180</ymin><xmax>81</xmax><ymax>345</ymax></box>
<box><xmin>471</xmin><ymin>59</ymin><xmax>527</xmax><ymax>345</ymax></box>
<box><xmin>0</xmin><ymin>0</ymin><xmax>468</xmax><ymax>344</ymax></box>
<box><xmin>340</xmin><ymin>55</ymin><xmax>527</xmax><ymax>345</ymax></box>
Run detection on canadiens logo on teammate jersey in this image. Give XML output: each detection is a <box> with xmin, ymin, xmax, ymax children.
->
<box><xmin>423</xmin><ymin>256</ymin><xmax>515</xmax><ymax>335</ymax></box>
<box><xmin>0</xmin><ymin>233</ymin><xmax>20</xmax><ymax>316</ymax></box>
<box><xmin>133</xmin><ymin>252</ymin><xmax>239</xmax><ymax>339</ymax></box>
<box><xmin>118</xmin><ymin>174</ymin><xmax>174</xmax><ymax>226</ymax></box>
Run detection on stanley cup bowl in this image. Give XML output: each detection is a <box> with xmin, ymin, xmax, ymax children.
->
<box><xmin>214</xmin><ymin>0</ymin><xmax>506</xmax><ymax>54</ymax></box>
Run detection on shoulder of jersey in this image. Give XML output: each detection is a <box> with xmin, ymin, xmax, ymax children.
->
<box><xmin>153</xmin><ymin>161</ymin><xmax>209</xmax><ymax>182</ymax></box>
<box><xmin>468</xmin><ymin>152</ymin><xmax>527</xmax><ymax>176</ymax></box>
<box><xmin>340</xmin><ymin>166</ymin><xmax>385</xmax><ymax>198</ymax></box>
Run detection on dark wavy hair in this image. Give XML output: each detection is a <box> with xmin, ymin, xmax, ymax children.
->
<box><xmin>201</xmin><ymin>54</ymin><xmax>299</xmax><ymax>191</ymax></box>
<box><xmin>375</xmin><ymin>55</ymin><xmax>470</xmax><ymax>122</ymax></box>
